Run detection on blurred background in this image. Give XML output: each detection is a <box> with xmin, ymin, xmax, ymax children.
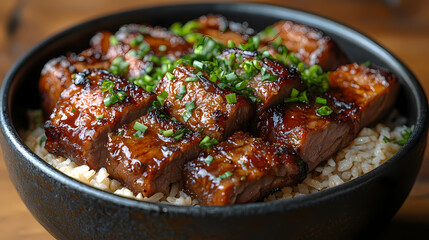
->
<box><xmin>0</xmin><ymin>0</ymin><xmax>428</xmax><ymax>239</ymax></box>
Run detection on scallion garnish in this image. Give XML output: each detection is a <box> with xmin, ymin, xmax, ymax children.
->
<box><xmin>166</xmin><ymin>72</ymin><xmax>175</xmax><ymax>80</ymax></box>
<box><xmin>130</xmin><ymin>35</ymin><xmax>144</xmax><ymax>47</ymax></box>
<box><xmin>199</xmin><ymin>136</ymin><xmax>219</xmax><ymax>149</ymax></box>
<box><xmin>96</xmin><ymin>115</ymin><xmax>104</xmax><ymax>120</ymax></box>
<box><xmin>183</xmin><ymin>101</ymin><xmax>196</xmax><ymax>122</ymax></box>
<box><xmin>157</xmin><ymin>90</ymin><xmax>168</xmax><ymax>106</ymax></box>
<box><xmin>219</xmin><ymin>171</ymin><xmax>233</xmax><ymax>179</ymax></box>
<box><xmin>175</xmin><ymin>85</ymin><xmax>187</xmax><ymax>100</ymax></box>
<box><xmin>161</xmin><ymin>129</ymin><xmax>174</xmax><ymax>137</ymax></box>
<box><xmin>228</xmin><ymin>40</ymin><xmax>235</xmax><ymax>48</ymax></box>
<box><xmin>133</xmin><ymin>122</ymin><xmax>148</xmax><ymax>138</ymax></box>
<box><xmin>158</xmin><ymin>45</ymin><xmax>167</xmax><ymax>52</ymax></box>
<box><xmin>110</xmin><ymin>56</ymin><xmax>130</xmax><ymax>76</ymax></box>
<box><xmin>185</xmin><ymin>76</ymin><xmax>198</xmax><ymax>82</ymax></box>
<box><xmin>39</xmin><ymin>135</ymin><xmax>47</xmax><ymax>146</ymax></box>
<box><xmin>316</xmin><ymin>97</ymin><xmax>327</xmax><ymax>105</ymax></box>
<box><xmin>109</xmin><ymin>35</ymin><xmax>118</xmax><ymax>46</ymax></box>
<box><xmin>290</xmin><ymin>88</ymin><xmax>299</xmax><ymax>98</ymax></box>
<box><xmin>395</xmin><ymin>128</ymin><xmax>412</xmax><ymax>146</ymax></box>
<box><xmin>316</xmin><ymin>106</ymin><xmax>333</xmax><ymax>116</ymax></box>
<box><xmin>204</xmin><ymin>155</ymin><xmax>214</xmax><ymax>165</ymax></box>
<box><xmin>226</xmin><ymin>93</ymin><xmax>237</xmax><ymax>104</ymax></box>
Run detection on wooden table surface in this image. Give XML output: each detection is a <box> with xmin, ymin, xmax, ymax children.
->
<box><xmin>0</xmin><ymin>0</ymin><xmax>428</xmax><ymax>239</ymax></box>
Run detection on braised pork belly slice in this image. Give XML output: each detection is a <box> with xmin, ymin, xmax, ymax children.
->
<box><xmin>255</xmin><ymin>97</ymin><xmax>359</xmax><ymax>171</ymax></box>
<box><xmin>260</xmin><ymin>20</ymin><xmax>349</xmax><ymax>71</ymax></box>
<box><xmin>107</xmin><ymin>24</ymin><xmax>193</xmax><ymax>62</ymax></box>
<box><xmin>156</xmin><ymin>64</ymin><xmax>253</xmax><ymax>141</ymax></box>
<box><xmin>195</xmin><ymin>15</ymin><xmax>254</xmax><ymax>45</ymax></box>
<box><xmin>105</xmin><ymin>109</ymin><xmax>202</xmax><ymax>197</ymax></box>
<box><xmin>255</xmin><ymin>64</ymin><xmax>399</xmax><ymax>171</ymax></box>
<box><xmin>329</xmin><ymin>63</ymin><xmax>399</xmax><ymax>129</ymax></box>
<box><xmin>44</xmin><ymin>69</ymin><xmax>156</xmax><ymax>169</ymax></box>
<box><xmin>39</xmin><ymin>48</ymin><xmax>110</xmax><ymax>116</ymax></box>
<box><xmin>183</xmin><ymin>132</ymin><xmax>307</xmax><ymax>205</ymax></box>
<box><xmin>220</xmin><ymin>48</ymin><xmax>303</xmax><ymax>112</ymax></box>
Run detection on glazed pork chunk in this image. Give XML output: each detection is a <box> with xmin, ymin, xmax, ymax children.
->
<box><xmin>39</xmin><ymin>25</ymin><xmax>192</xmax><ymax>116</ymax></box>
<box><xmin>105</xmin><ymin>109</ymin><xmax>202</xmax><ymax>197</ymax></box>
<box><xmin>260</xmin><ymin>20</ymin><xmax>349</xmax><ymax>71</ymax></box>
<box><xmin>39</xmin><ymin>48</ymin><xmax>110</xmax><ymax>115</ymax></box>
<box><xmin>44</xmin><ymin>69</ymin><xmax>156</xmax><ymax>169</ymax></box>
<box><xmin>255</xmin><ymin>64</ymin><xmax>399</xmax><ymax>171</ymax></box>
<box><xmin>330</xmin><ymin>63</ymin><xmax>400</xmax><ymax>129</ymax></box>
<box><xmin>107</xmin><ymin>24</ymin><xmax>193</xmax><ymax>64</ymax></box>
<box><xmin>156</xmin><ymin>64</ymin><xmax>253</xmax><ymax>141</ymax></box>
<box><xmin>195</xmin><ymin>15</ymin><xmax>254</xmax><ymax>45</ymax></box>
<box><xmin>220</xmin><ymin>48</ymin><xmax>303</xmax><ymax>112</ymax></box>
<box><xmin>183</xmin><ymin>131</ymin><xmax>307</xmax><ymax>205</ymax></box>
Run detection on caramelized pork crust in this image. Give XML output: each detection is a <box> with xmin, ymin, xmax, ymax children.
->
<box><xmin>255</xmin><ymin>96</ymin><xmax>359</xmax><ymax>171</ymax></box>
<box><xmin>255</xmin><ymin>64</ymin><xmax>399</xmax><ymax>171</ymax></box>
<box><xmin>183</xmin><ymin>131</ymin><xmax>307</xmax><ymax>205</ymax></box>
<box><xmin>220</xmin><ymin>48</ymin><xmax>303</xmax><ymax>112</ymax></box>
<box><xmin>44</xmin><ymin>69</ymin><xmax>156</xmax><ymax>169</ymax></box>
<box><xmin>261</xmin><ymin>20</ymin><xmax>349</xmax><ymax>71</ymax></box>
<box><xmin>156</xmin><ymin>64</ymin><xmax>254</xmax><ymax>141</ymax></box>
<box><xmin>39</xmin><ymin>48</ymin><xmax>110</xmax><ymax>116</ymax></box>
<box><xmin>195</xmin><ymin>15</ymin><xmax>254</xmax><ymax>45</ymax></box>
<box><xmin>329</xmin><ymin>63</ymin><xmax>399</xmax><ymax>128</ymax></box>
<box><xmin>106</xmin><ymin>109</ymin><xmax>202</xmax><ymax>197</ymax></box>
<box><xmin>108</xmin><ymin>24</ymin><xmax>193</xmax><ymax>61</ymax></box>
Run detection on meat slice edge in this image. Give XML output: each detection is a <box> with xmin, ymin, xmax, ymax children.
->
<box><xmin>183</xmin><ymin>131</ymin><xmax>307</xmax><ymax>205</ymax></box>
<box><xmin>105</xmin><ymin>109</ymin><xmax>202</xmax><ymax>197</ymax></box>
<box><xmin>44</xmin><ymin>69</ymin><xmax>156</xmax><ymax>169</ymax></box>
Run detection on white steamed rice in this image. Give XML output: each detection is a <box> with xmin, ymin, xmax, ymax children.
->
<box><xmin>24</xmin><ymin>110</ymin><xmax>409</xmax><ymax>205</ymax></box>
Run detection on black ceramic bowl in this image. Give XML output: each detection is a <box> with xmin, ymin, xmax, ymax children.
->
<box><xmin>1</xmin><ymin>3</ymin><xmax>428</xmax><ymax>239</ymax></box>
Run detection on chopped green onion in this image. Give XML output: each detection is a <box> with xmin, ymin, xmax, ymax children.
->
<box><xmin>316</xmin><ymin>97</ymin><xmax>327</xmax><ymax>105</ymax></box>
<box><xmin>183</xmin><ymin>101</ymin><xmax>196</xmax><ymax>122</ymax></box>
<box><xmin>161</xmin><ymin>129</ymin><xmax>174</xmax><ymax>137</ymax></box>
<box><xmin>157</xmin><ymin>90</ymin><xmax>168</xmax><ymax>106</ymax></box>
<box><xmin>185</xmin><ymin>101</ymin><xmax>196</xmax><ymax>112</ymax></box>
<box><xmin>226</xmin><ymin>93</ymin><xmax>237</xmax><ymax>104</ymax></box>
<box><xmin>130</xmin><ymin>35</ymin><xmax>144</xmax><ymax>47</ymax></box>
<box><xmin>290</xmin><ymin>88</ymin><xmax>299</xmax><ymax>98</ymax></box>
<box><xmin>101</xmin><ymin>80</ymin><xmax>114</xmax><ymax>93</ymax></box>
<box><xmin>109</xmin><ymin>35</ymin><xmax>118</xmax><ymax>46</ymax></box>
<box><xmin>110</xmin><ymin>56</ymin><xmax>129</xmax><ymax>76</ymax></box>
<box><xmin>219</xmin><ymin>171</ymin><xmax>233</xmax><ymax>180</ymax></box>
<box><xmin>96</xmin><ymin>114</ymin><xmax>104</xmax><ymax>119</ymax></box>
<box><xmin>284</xmin><ymin>97</ymin><xmax>299</xmax><ymax>103</ymax></box>
<box><xmin>199</xmin><ymin>136</ymin><xmax>219</xmax><ymax>149</ymax></box>
<box><xmin>133</xmin><ymin>122</ymin><xmax>148</xmax><ymax>133</ymax></box>
<box><xmin>228</xmin><ymin>40</ymin><xmax>236</xmax><ymax>48</ymax></box>
<box><xmin>204</xmin><ymin>155</ymin><xmax>214</xmax><ymax>165</ymax></box>
<box><xmin>383</xmin><ymin>136</ymin><xmax>391</xmax><ymax>143</ymax></box>
<box><xmin>175</xmin><ymin>85</ymin><xmax>187</xmax><ymax>100</ymax></box>
<box><xmin>360</xmin><ymin>61</ymin><xmax>371</xmax><ymax>67</ymax></box>
<box><xmin>71</xmin><ymin>109</ymin><xmax>76</xmax><ymax>113</ymax></box>
<box><xmin>298</xmin><ymin>91</ymin><xmax>308</xmax><ymax>102</ymax></box>
<box><xmin>166</xmin><ymin>72</ymin><xmax>175</xmax><ymax>80</ymax></box>
<box><xmin>241</xmin><ymin>176</ymin><xmax>246</xmax><ymax>181</ymax></box>
<box><xmin>185</xmin><ymin>76</ymin><xmax>198</xmax><ymax>82</ymax></box>
<box><xmin>133</xmin><ymin>122</ymin><xmax>148</xmax><ymax>138</ymax></box>
<box><xmin>193</xmin><ymin>60</ymin><xmax>204</xmax><ymax>70</ymax></box>
<box><xmin>39</xmin><ymin>135</ymin><xmax>47</xmax><ymax>146</ymax></box>
<box><xmin>316</xmin><ymin>106</ymin><xmax>333</xmax><ymax>116</ymax></box>
<box><xmin>395</xmin><ymin>128</ymin><xmax>412</xmax><ymax>146</ymax></box>
<box><xmin>158</xmin><ymin>45</ymin><xmax>167</xmax><ymax>52</ymax></box>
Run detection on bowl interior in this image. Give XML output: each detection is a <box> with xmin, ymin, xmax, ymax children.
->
<box><xmin>2</xmin><ymin>2</ymin><xmax>427</xmax><ymax>211</ymax></box>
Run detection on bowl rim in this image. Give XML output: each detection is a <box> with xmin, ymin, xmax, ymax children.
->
<box><xmin>1</xmin><ymin>2</ymin><xmax>428</xmax><ymax>216</ymax></box>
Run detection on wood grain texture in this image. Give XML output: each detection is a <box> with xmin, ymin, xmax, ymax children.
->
<box><xmin>0</xmin><ymin>0</ymin><xmax>428</xmax><ymax>239</ymax></box>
